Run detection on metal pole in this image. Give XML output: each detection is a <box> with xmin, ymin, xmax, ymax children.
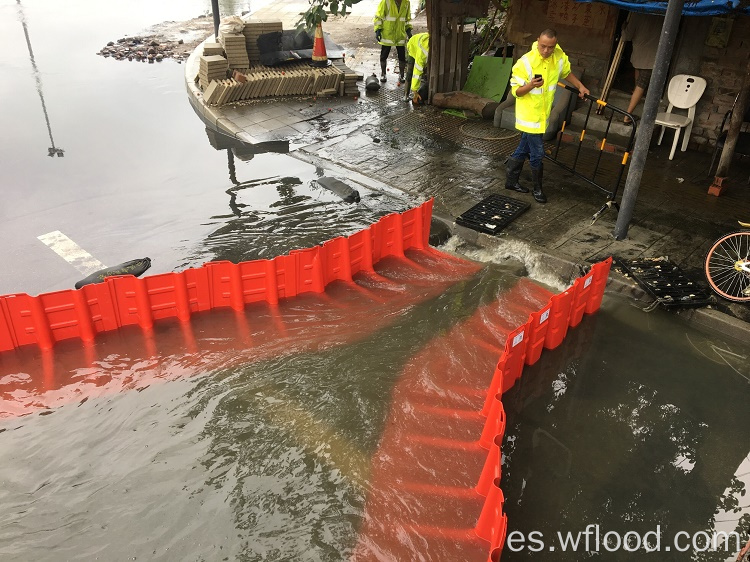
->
<box><xmin>212</xmin><ymin>0</ymin><xmax>221</xmax><ymax>40</ymax></box>
<box><xmin>613</xmin><ymin>0</ymin><xmax>685</xmax><ymax>240</ymax></box>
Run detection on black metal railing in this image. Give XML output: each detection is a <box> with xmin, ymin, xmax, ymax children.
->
<box><xmin>546</xmin><ymin>83</ymin><xmax>637</xmax><ymax>224</ymax></box>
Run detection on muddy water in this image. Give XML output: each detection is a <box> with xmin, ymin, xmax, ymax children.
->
<box><xmin>500</xmin><ymin>294</ymin><xmax>750</xmax><ymax>562</ymax></box>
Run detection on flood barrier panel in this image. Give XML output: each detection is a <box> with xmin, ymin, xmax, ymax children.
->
<box><xmin>0</xmin><ymin>200</ymin><xmax>441</xmax><ymax>353</ymax></box>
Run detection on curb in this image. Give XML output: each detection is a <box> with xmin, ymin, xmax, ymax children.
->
<box><xmin>444</xmin><ymin>219</ymin><xmax>750</xmax><ymax>344</ymax></box>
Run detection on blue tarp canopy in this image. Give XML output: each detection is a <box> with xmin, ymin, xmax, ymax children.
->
<box><xmin>576</xmin><ymin>0</ymin><xmax>750</xmax><ymax>16</ymax></box>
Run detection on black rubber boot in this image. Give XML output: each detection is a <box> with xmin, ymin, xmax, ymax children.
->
<box><xmin>505</xmin><ymin>157</ymin><xmax>529</xmax><ymax>193</ymax></box>
<box><xmin>531</xmin><ymin>164</ymin><xmax>547</xmax><ymax>203</ymax></box>
<box><xmin>380</xmin><ymin>60</ymin><xmax>387</xmax><ymax>82</ymax></box>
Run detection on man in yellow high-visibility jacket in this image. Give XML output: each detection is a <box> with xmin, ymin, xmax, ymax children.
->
<box><xmin>404</xmin><ymin>32</ymin><xmax>429</xmax><ymax>103</ymax></box>
<box><xmin>506</xmin><ymin>29</ymin><xmax>588</xmax><ymax>204</ymax></box>
<box><xmin>374</xmin><ymin>0</ymin><xmax>412</xmax><ymax>83</ymax></box>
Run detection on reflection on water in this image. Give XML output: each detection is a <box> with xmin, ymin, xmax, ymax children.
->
<box><xmin>1</xmin><ymin>266</ymin><xmax>749</xmax><ymax>560</ymax></box>
<box><xmin>501</xmin><ymin>294</ymin><xmax>750</xmax><ymax>562</ymax></box>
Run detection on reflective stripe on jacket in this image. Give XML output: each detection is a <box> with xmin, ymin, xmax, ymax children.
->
<box><xmin>407</xmin><ymin>32</ymin><xmax>429</xmax><ymax>92</ymax></box>
<box><xmin>373</xmin><ymin>0</ymin><xmax>412</xmax><ymax>46</ymax></box>
<box><xmin>510</xmin><ymin>41</ymin><xmax>571</xmax><ymax>134</ymax></box>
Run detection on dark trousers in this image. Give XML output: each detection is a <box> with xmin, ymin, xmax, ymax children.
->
<box><xmin>511</xmin><ymin>132</ymin><xmax>545</xmax><ymax>169</ymax></box>
<box><xmin>380</xmin><ymin>45</ymin><xmax>406</xmax><ymax>63</ymax></box>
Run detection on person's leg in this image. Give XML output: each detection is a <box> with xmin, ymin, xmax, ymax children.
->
<box><xmin>403</xmin><ymin>56</ymin><xmax>415</xmax><ymax>100</ymax></box>
<box><xmin>625</xmin><ymin>68</ymin><xmax>650</xmax><ymax>123</ymax></box>
<box><xmin>380</xmin><ymin>45</ymin><xmax>391</xmax><ymax>81</ymax></box>
<box><xmin>506</xmin><ymin>134</ymin><xmax>531</xmax><ymax>193</ymax></box>
<box><xmin>528</xmin><ymin>134</ymin><xmax>546</xmax><ymax>203</ymax></box>
<box><xmin>396</xmin><ymin>46</ymin><xmax>406</xmax><ymax>83</ymax></box>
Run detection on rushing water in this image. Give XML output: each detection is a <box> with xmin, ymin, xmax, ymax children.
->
<box><xmin>2</xmin><ymin>1</ymin><xmax>750</xmax><ymax>561</ymax></box>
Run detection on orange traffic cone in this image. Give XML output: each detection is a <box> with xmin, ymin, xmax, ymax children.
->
<box><xmin>311</xmin><ymin>21</ymin><xmax>329</xmax><ymax>67</ymax></box>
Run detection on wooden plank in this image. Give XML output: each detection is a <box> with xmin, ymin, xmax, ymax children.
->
<box><xmin>448</xmin><ymin>17</ymin><xmax>458</xmax><ymax>91</ymax></box>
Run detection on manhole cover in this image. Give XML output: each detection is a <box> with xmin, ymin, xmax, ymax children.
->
<box><xmin>455</xmin><ymin>194</ymin><xmax>530</xmax><ymax>235</ymax></box>
<box><xmin>615</xmin><ymin>256</ymin><xmax>713</xmax><ymax>308</ymax></box>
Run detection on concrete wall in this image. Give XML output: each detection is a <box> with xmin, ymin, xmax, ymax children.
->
<box><xmin>689</xmin><ymin>15</ymin><xmax>750</xmax><ymax>152</ymax></box>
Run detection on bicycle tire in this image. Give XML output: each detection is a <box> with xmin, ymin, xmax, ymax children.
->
<box><xmin>704</xmin><ymin>231</ymin><xmax>750</xmax><ymax>302</ymax></box>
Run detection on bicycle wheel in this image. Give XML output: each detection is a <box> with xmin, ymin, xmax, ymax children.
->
<box><xmin>704</xmin><ymin>231</ymin><xmax>750</xmax><ymax>302</ymax></box>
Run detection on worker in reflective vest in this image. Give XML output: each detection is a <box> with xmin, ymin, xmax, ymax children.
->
<box><xmin>374</xmin><ymin>0</ymin><xmax>412</xmax><ymax>83</ymax></box>
<box><xmin>404</xmin><ymin>32</ymin><xmax>429</xmax><ymax>103</ymax></box>
<box><xmin>506</xmin><ymin>29</ymin><xmax>588</xmax><ymax>204</ymax></box>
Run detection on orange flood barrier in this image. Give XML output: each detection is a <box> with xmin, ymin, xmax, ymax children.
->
<box><xmin>0</xmin><ymin>201</ymin><xmax>440</xmax><ymax>354</ymax></box>
<box><xmin>353</xmin><ymin>257</ymin><xmax>612</xmax><ymax>562</ymax></box>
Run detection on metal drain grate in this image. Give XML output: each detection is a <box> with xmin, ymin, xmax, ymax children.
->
<box><xmin>455</xmin><ymin>194</ymin><xmax>530</xmax><ymax>235</ymax></box>
<box><xmin>615</xmin><ymin>256</ymin><xmax>713</xmax><ymax>309</ymax></box>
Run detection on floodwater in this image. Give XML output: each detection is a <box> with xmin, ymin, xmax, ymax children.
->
<box><xmin>2</xmin><ymin>1</ymin><xmax>750</xmax><ymax>561</ymax></box>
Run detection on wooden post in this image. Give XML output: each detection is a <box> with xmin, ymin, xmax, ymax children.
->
<box><xmin>428</xmin><ymin>0</ymin><xmax>439</xmax><ymax>102</ymax></box>
<box><xmin>709</xmin><ymin>55</ymin><xmax>750</xmax><ymax>196</ymax></box>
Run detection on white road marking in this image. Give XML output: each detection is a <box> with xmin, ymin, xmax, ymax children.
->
<box><xmin>37</xmin><ymin>231</ymin><xmax>106</xmax><ymax>275</ymax></box>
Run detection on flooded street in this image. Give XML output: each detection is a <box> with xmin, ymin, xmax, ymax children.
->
<box><xmin>1</xmin><ymin>1</ymin><xmax>750</xmax><ymax>561</ymax></box>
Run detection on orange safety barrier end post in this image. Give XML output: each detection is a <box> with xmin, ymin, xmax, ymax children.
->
<box><xmin>0</xmin><ymin>297</ymin><xmax>17</xmax><ymax>351</ymax></box>
<box><xmin>401</xmin><ymin>206</ymin><xmax>425</xmax><ymax>251</ymax></box>
<box><xmin>204</xmin><ymin>261</ymin><xmax>237</xmax><ymax>309</ymax></box>
<box><xmin>479</xmin><ymin>395</ymin><xmax>506</xmax><ymax>449</ymax></box>
<box><xmin>524</xmin><ymin>302</ymin><xmax>553</xmax><ymax>366</ymax></box>
<box><xmin>273</xmin><ymin>254</ymin><xmax>298</xmax><ymax>299</ymax></box>
<box><xmin>3</xmin><ymin>294</ymin><xmax>52</xmax><ymax>350</ymax></box>
<box><xmin>476</xmin><ymin>434</ymin><xmax>502</xmax><ymax>496</ymax></box>
<box><xmin>291</xmin><ymin>247</ymin><xmax>325</xmax><ymax>294</ymax></box>
<box><xmin>569</xmin><ymin>270</ymin><xmax>595</xmax><ymax>328</ymax></box>
<box><xmin>481</xmin><ymin>355</ymin><xmax>507</xmax><ymax>416</ymax></box>
<box><xmin>543</xmin><ymin>286</ymin><xmax>576</xmax><ymax>350</ymax></box>
<box><xmin>183</xmin><ymin>266</ymin><xmax>212</xmax><ymax>313</ymax></box>
<box><xmin>347</xmin><ymin>228</ymin><xmax>375</xmax><ymax>275</ymax></box>
<box><xmin>488</xmin><ymin>518</ymin><xmax>508</xmax><ymax>562</ymax></box>
<box><xmin>420</xmin><ymin>198</ymin><xmax>434</xmax><ymax>249</ymax></box>
<box><xmin>374</xmin><ymin>213</ymin><xmax>405</xmax><ymax>259</ymax></box>
<box><xmin>504</xmin><ymin>322</ymin><xmax>530</xmax><ymax>385</ymax></box>
<box><xmin>475</xmin><ymin>482</ymin><xmax>508</xmax><ymax>555</ymax></box>
<box><xmin>82</xmin><ymin>281</ymin><xmax>120</xmax><ymax>333</ymax></box>
<box><xmin>237</xmin><ymin>259</ymin><xmax>279</xmax><ymax>305</ymax></box>
<box><xmin>322</xmin><ymin>237</ymin><xmax>353</xmax><ymax>284</ymax></box>
<box><xmin>585</xmin><ymin>256</ymin><xmax>612</xmax><ymax>314</ymax></box>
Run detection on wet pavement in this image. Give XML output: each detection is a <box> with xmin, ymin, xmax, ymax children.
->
<box><xmin>190</xmin><ymin>0</ymin><xmax>750</xmax><ymax>327</ymax></box>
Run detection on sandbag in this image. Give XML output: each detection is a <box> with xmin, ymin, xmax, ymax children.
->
<box><xmin>75</xmin><ymin>257</ymin><xmax>152</xmax><ymax>289</ymax></box>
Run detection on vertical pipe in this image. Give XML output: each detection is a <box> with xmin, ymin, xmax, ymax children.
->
<box><xmin>211</xmin><ymin>0</ymin><xmax>221</xmax><ymax>40</ymax></box>
<box><xmin>614</xmin><ymin>0</ymin><xmax>685</xmax><ymax>240</ymax></box>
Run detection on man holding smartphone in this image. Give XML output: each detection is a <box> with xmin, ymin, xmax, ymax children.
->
<box><xmin>505</xmin><ymin>29</ymin><xmax>589</xmax><ymax>203</ymax></box>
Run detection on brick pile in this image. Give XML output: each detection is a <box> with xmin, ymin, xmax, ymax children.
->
<box><xmin>219</xmin><ymin>32</ymin><xmax>250</xmax><ymax>69</ymax></box>
<box><xmin>202</xmin><ymin>42</ymin><xmax>223</xmax><ymax>56</ymax></box>
<box><xmin>199</xmin><ymin>55</ymin><xmax>229</xmax><ymax>90</ymax></box>
<box><xmin>242</xmin><ymin>19</ymin><xmax>283</xmax><ymax>65</ymax></box>
<box><xmin>202</xmin><ymin>62</ymin><xmax>358</xmax><ymax>106</ymax></box>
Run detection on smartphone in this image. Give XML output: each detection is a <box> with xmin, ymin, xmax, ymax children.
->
<box><xmin>534</xmin><ymin>74</ymin><xmax>542</xmax><ymax>80</ymax></box>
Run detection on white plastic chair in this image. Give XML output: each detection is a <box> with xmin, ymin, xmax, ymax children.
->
<box><xmin>655</xmin><ymin>74</ymin><xmax>707</xmax><ymax>160</ymax></box>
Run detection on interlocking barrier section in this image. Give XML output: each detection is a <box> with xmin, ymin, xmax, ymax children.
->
<box><xmin>0</xmin><ymin>199</ymin><xmax>612</xmax><ymax>560</ymax></box>
<box><xmin>354</xmin><ymin>256</ymin><xmax>612</xmax><ymax>561</ymax></box>
<box><xmin>0</xmin><ymin>201</ymin><xmax>439</xmax><ymax>354</ymax></box>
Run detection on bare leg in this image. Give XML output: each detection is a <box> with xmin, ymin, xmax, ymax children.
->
<box><xmin>625</xmin><ymin>70</ymin><xmax>644</xmax><ymax>123</ymax></box>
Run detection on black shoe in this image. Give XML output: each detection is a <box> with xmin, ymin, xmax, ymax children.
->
<box><xmin>506</xmin><ymin>183</ymin><xmax>529</xmax><ymax>193</ymax></box>
<box><xmin>531</xmin><ymin>165</ymin><xmax>547</xmax><ymax>203</ymax></box>
<box><xmin>505</xmin><ymin>157</ymin><xmax>528</xmax><ymax>193</ymax></box>
<box><xmin>380</xmin><ymin>73</ymin><xmax>387</xmax><ymax>82</ymax></box>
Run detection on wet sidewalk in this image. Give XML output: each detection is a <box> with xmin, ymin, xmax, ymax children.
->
<box><xmin>185</xmin><ymin>0</ymin><xmax>750</xmax><ymax>327</ymax></box>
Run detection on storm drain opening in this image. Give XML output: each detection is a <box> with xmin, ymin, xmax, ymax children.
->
<box><xmin>455</xmin><ymin>194</ymin><xmax>530</xmax><ymax>235</ymax></box>
<box><xmin>615</xmin><ymin>256</ymin><xmax>714</xmax><ymax>309</ymax></box>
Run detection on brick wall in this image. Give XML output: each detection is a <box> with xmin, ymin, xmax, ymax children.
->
<box><xmin>690</xmin><ymin>16</ymin><xmax>750</xmax><ymax>152</ymax></box>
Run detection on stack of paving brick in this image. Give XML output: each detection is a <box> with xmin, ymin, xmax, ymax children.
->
<box><xmin>199</xmin><ymin>55</ymin><xmax>229</xmax><ymax>90</ymax></box>
<box><xmin>242</xmin><ymin>19</ymin><xmax>283</xmax><ymax>64</ymax></box>
<box><xmin>202</xmin><ymin>42</ymin><xmax>224</xmax><ymax>56</ymax></box>
<box><xmin>219</xmin><ymin>32</ymin><xmax>250</xmax><ymax>69</ymax></box>
<box><xmin>202</xmin><ymin>62</ymin><xmax>348</xmax><ymax>106</ymax></box>
<box><xmin>332</xmin><ymin>59</ymin><xmax>362</xmax><ymax>97</ymax></box>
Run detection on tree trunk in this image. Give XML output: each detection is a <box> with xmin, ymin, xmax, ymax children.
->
<box><xmin>432</xmin><ymin>91</ymin><xmax>499</xmax><ymax>119</ymax></box>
